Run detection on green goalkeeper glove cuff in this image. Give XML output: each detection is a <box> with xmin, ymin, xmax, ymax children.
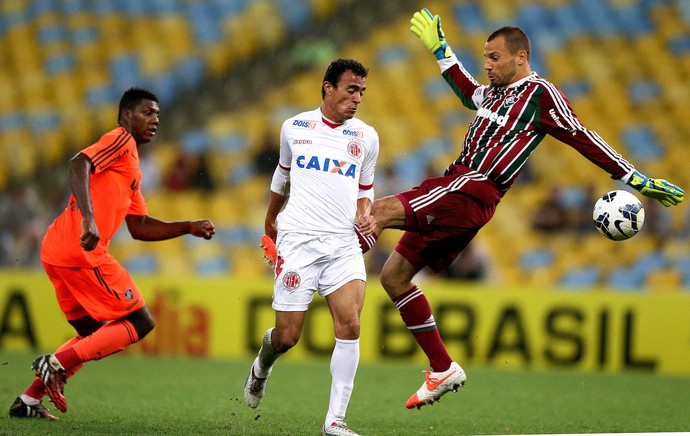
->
<box><xmin>626</xmin><ymin>170</ymin><xmax>685</xmax><ymax>207</ymax></box>
<box><xmin>410</xmin><ymin>8</ymin><xmax>454</xmax><ymax>60</ymax></box>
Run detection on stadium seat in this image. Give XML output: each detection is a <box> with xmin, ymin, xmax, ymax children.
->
<box><xmin>559</xmin><ymin>265</ymin><xmax>600</xmax><ymax>289</ymax></box>
<box><xmin>2</xmin><ymin>0</ymin><xmax>689</xmax><ymax>291</ymax></box>
<box><xmin>606</xmin><ymin>266</ymin><xmax>646</xmax><ymax>291</ymax></box>
<box><xmin>123</xmin><ymin>253</ymin><xmax>160</xmax><ymax>274</ymax></box>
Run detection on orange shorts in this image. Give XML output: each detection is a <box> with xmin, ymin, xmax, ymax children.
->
<box><xmin>43</xmin><ymin>258</ymin><xmax>145</xmax><ymax>322</ymax></box>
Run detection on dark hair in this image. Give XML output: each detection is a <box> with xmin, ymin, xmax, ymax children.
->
<box><xmin>118</xmin><ymin>87</ymin><xmax>159</xmax><ymax>122</ymax></box>
<box><xmin>488</xmin><ymin>26</ymin><xmax>531</xmax><ymax>60</ymax></box>
<box><xmin>321</xmin><ymin>58</ymin><xmax>368</xmax><ymax>99</ymax></box>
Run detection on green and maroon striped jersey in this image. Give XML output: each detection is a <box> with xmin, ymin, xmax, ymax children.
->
<box><xmin>438</xmin><ymin>56</ymin><xmax>634</xmax><ymax>195</ymax></box>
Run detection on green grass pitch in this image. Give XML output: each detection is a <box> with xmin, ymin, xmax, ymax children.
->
<box><xmin>1</xmin><ymin>351</ymin><xmax>689</xmax><ymax>435</ymax></box>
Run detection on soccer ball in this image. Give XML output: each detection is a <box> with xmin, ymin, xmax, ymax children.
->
<box><xmin>593</xmin><ymin>190</ymin><xmax>645</xmax><ymax>241</ymax></box>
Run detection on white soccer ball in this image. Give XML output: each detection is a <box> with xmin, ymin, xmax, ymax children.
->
<box><xmin>592</xmin><ymin>190</ymin><xmax>645</xmax><ymax>241</ymax></box>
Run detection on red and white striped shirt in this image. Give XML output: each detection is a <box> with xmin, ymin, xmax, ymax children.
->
<box><xmin>438</xmin><ymin>56</ymin><xmax>634</xmax><ymax>194</ymax></box>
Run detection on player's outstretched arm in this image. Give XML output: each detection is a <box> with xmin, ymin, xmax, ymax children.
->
<box><xmin>125</xmin><ymin>215</ymin><xmax>215</xmax><ymax>241</ymax></box>
<box><xmin>626</xmin><ymin>170</ymin><xmax>685</xmax><ymax>207</ymax></box>
<box><xmin>410</xmin><ymin>8</ymin><xmax>454</xmax><ymax>60</ymax></box>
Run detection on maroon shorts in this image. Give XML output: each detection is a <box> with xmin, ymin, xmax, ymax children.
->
<box><xmin>394</xmin><ymin>164</ymin><xmax>502</xmax><ymax>273</ymax></box>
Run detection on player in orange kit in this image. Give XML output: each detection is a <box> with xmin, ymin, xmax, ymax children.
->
<box><xmin>9</xmin><ymin>87</ymin><xmax>215</xmax><ymax>420</ymax></box>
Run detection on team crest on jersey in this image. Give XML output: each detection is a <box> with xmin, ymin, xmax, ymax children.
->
<box><xmin>282</xmin><ymin>271</ymin><xmax>301</xmax><ymax>290</ymax></box>
<box><xmin>124</xmin><ymin>288</ymin><xmax>134</xmax><ymax>300</ymax></box>
<box><xmin>347</xmin><ymin>140</ymin><xmax>363</xmax><ymax>158</ymax></box>
<box><xmin>502</xmin><ymin>94</ymin><xmax>517</xmax><ymax>108</ymax></box>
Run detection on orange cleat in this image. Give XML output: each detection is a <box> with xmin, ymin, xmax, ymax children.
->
<box><xmin>260</xmin><ymin>235</ymin><xmax>277</xmax><ymax>267</ymax></box>
<box><xmin>405</xmin><ymin>362</ymin><xmax>466</xmax><ymax>409</ymax></box>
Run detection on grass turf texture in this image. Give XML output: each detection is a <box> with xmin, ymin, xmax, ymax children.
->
<box><xmin>1</xmin><ymin>351</ymin><xmax>689</xmax><ymax>435</ymax></box>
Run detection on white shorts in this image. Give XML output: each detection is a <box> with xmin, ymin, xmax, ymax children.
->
<box><xmin>272</xmin><ymin>232</ymin><xmax>366</xmax><ymax>312</ymax></box>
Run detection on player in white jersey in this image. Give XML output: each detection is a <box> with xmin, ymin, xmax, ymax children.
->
<box><xmin>244</xmin><ymin>58</ymin><xmax>379</xmax><ymax>436</ymax></box>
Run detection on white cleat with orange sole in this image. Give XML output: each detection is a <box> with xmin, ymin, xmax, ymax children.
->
<box><xmin>405</xmin><ymin>361</ymin><xmax>466</xmax><ymax>409</ymax></box>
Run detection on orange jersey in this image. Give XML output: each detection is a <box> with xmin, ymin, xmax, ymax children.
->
<box><xmin>41</xmin><ymin>126</ymin><xmax>148</xmax><ymax>267</ymax></box>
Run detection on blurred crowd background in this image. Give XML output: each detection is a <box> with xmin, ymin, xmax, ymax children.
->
<box><xmin>1</xmin><ymin>0</ymin><xmax>689</xmax><ymax>290</ymax></box>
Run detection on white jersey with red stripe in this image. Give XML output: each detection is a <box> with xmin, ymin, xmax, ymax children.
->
<box><xmin>275</xmin><ymin>108</ymin><xmax>379</xmax><ymax>234</ymax></box>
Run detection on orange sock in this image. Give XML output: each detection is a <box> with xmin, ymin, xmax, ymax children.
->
<box><xmin>57</xmin><ymin>320</ymin><xmax>139</xmax><ymax>369</ymax></box>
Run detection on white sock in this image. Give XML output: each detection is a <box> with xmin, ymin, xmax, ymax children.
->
<box><xmin>324</xmin><ymin>337</ymin><xmax>360</xmax><ymax>428</ymax></box>
<box><xmin>255</xmin><ymin>327</ymin><xmax>282</xmax><ymax>378</ymax></box>
<box><xmin>20</xmin><ymin>394</ymin><xmax>39</xmax><ymax>406</ymax></box>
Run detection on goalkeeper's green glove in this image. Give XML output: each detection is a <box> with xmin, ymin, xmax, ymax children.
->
<box><xmin>626</xmin><ymin>170</ymin><xmax>685</xmax><ymax>207</ymax></box>
<box><xmin>410</xmin><ymin>8</ymin><xmax>454</xmax><ymax>60</ymax></box>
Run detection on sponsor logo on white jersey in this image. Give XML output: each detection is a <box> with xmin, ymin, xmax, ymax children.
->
<box><xmin>343</xmin><ymin>129</ymin><xmax>363</xmax><ymax>138</ymax></box>
<box><xmin>296</xmin><ymin>155</ymin><xmax>357</xmax><ymax>178</ymax></box>
<box><xmin>293</xmin><ymin>120</ymin><xmax>317</xmax><ymax>129</ymax></box>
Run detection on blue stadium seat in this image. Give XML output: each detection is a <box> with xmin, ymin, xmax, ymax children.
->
<box><xmin>621</xmin><ymin>125</ymin><xmax>664</xmax><ymax>160</ymax></box>
<box><xmin>453</xmin><ymin>3</ymin><xmax>486</xmax><ymax>33</ymax></box>
<box><xmin>559</xmin><ymin>265</ymin><xmax>599</xmax><ymax>288</ymax></box>
<box><xmin>217</xmin><ymin>225</ymin><xmax>255</xmax><ymax>246</ymax></box>
<box><xmin>628</xmin><ymin>79</ymin><xmax>660</xmax><ymax>104</ymax></box>
<box><xmin>147</xmin><ymin>0</ymin><xmax>182</xmax><ymax>15</ymax></box>
<box><xmin>0</xmin><ymin>114</ymin><xmax>26</xmax><ymax>132</ymax></box>
<box><xmin>181</xmin><ymin>129</ymin><xmax>211</xmax><ymax>154</ymax></box>
<box><xmin>229</xmin><ymin>163</ymin><xmax>254</xmax><ymax>185</ymax></box>
<box><xmin>196</xmin><ymin>255</ymin><xmax>230</xmax><ymax>275</ymax></box>
<box><xmin>440</xmin><ymin>110</ymin><xmax>471</xmax><ymax>130</ymax></box>
<box><xmin>186</xmin><ymin>3</ymin><xmax>223</xmax><ymax>45</ymax></box>
<box><xmin>519</xmin><ymin>247</ymin><xmax>554</xmax><ymax>270</ymax></box>
<box><xmin>37</xmin><ymin>23</ymin><xmax>66</xmax><ymax>44</ymax></box>
<box><xmin>572</xmin><ymin>0</ymin><xmax>618</xmax><ymax>37</ymax></box>
<box><xmin>633</xmin><ymin>251</ymin><xmax>668</xmax><ymax>276</ymax></box>
<box><xmin>551</xmin><ymin>4</ymin><xmax>584</xmax><ymax>39</ymax></box>
<box><xmin>110</xmin><ymin>54</ymin><xmax>142</xmax><ymax>96</ymax></box>
<box><xmin>70</xmin><ymin>26</ymin><xmax>98</xmax><ymax>45</ymax></box>
<box><xmin>668</xmin><ymin>34</ymin><xmax>690</xmax><ymax>55</ymax></box>
<box><xmin>86</xmin><ymin>83</ymin><xmax>118</xmax><ymax>107</ymax></box>
<box><xmin>213</xmin><ymin>0</ymin><xmax>247</xmax><ymax>16</ymax></box>
<box><xmin>378</xmin><ymin>45</ymin><xmax>409</xmax><ymax>66</ymax></box>
<box><xmin>394</xmin><ymin>155</ymin><xmax>426</xmax><ymax>187</ymax></box>
<box><xmin>607</xmin><ymin>266</ymin><xmax>646</xmax><ymax>290</ymax></box>
<box><xmin>614</xmin><ymin>3</ymin><xmax>654</xmax><ymax>36</ymax></box>
<box><xmin>515</xmin><ymin>4</ymin><xmax>552</xmax><ymax>40</ymax></box>
<box><xmin>172</xmin><ymin>56</ymin><xmax>205</xmax><ymax>91</ymax></box>
<box><xmin>455</xmin><ymin>50</ymin><xmax>481</xmax><ymax>76</ymax></box>
<box><xmin>146</xmin><ymin>71</ymin><xmax>177</xmax><ymax>105</ymax></box>
<box><xmin>45</xmin><ymin>52</ymin><xmax>75</xmax><ymax>75</ymax></box>
<box><xmin>30</xmin><ymin>0</ymin><xmax>57</xmax><ymax>15</ymax></box>
<box><xmin>276</xmin><ymin>0</ymin><xmax>312</xmax><ymax>31</ymax></box>
<box><xmin>218</xmin><ymin>132</ymin><xmax>248</xmax><ymax>154</ymax></box>
<box><xmin>124</xmin><ymin>253</ymin><xmax>159</xmax><ymax>274</ymax></box>
<box><xmin>417</xmin><ymin>137</ymin><xmax>451</xmax><ymax>160</ymax></box>
<box><xmin>29</xmin><ymin>110</ymin><xmax>61</xmax><ymax>132</ymax></box>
